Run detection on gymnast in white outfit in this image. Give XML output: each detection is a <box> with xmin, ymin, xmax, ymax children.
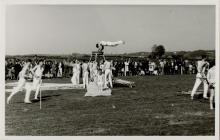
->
<box><xmin>7</xmin><ymin>59</ymin><xmax>32</xmax><ymax>104</ymax></box>
<box><xmin>97</xmin><ymin>70</ymin><xmax>104</xmax><ymax>92</ymax></box>
<box><xmin>30</xmin><ymin>60</ymin><xmax>44</xmax><ymax>100</ymax></box>
<box><xmin>71</xmin><ymin>61</ymin><xmax>78</xmax><ymax>85</ymax></box>
<box><xmin>88</xmin><ymin>62</ymin><xmax>93</xmax><ymax>79</ymax></box>
<box><xmin>92</xmin><ymin>61</ymin><xmax>98</xmax><ymax>81</ymax></box>
<box><xmin>82</xmin><ymin>60</ymin><xmax>89</xmax><ymax>88</ymax></box>
<box><xmin>191</xmin><ymin>55</ymin><xmax>209</xmax><ymax>100</ymax></box>
<box><xmin>207</xmin><ymin>65</ymin><xmax>216</xmax><ymax>109</ymax></box>
<box><xmin>104</xmin><ymin>59</ymin><xmax>113</xmax><ymax>88</ymax></box>
<box><xmin>57</xmin><ymin>62</ymin><xmax>62</xmax><ymax>77</ymax></box>
<box><xmin>75</xmin><ymin>60</ymin><xmax>81</xmax><ymax>84</ymax></box>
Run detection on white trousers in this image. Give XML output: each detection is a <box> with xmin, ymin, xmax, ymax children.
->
<box><xmin>191</xmin><ymin>77</ymin><xmax>208</xmax><ymax>98</ymax></box>
<box><xmin>71</xmin><ymin>73</ymin><xmax>77</xmax><ymax>85</ymax></box>
<box><xmin>209</xmin><ymin>88</ymin><xmax>215</xmax><ymax>109</ymax></box>
<box><xmin>83</xmin><ymin>71</ymin><xmax>89</xmax><ymax>88</ymax></box>
<box><xmin>24</xmin><ymin>78</ymin><xmax>41</xmax><ymax>102</ymax></box>
<box><xmin>76</xmin><ymin>70</ymin><xmax>80</xmax><ymax>84</ymax></box>
<box><xmin>209</xmin><ymin>83</ymin><xmax>215</xmax><ymax>109</ymax></box>
<box><xmin>32</xmin><ymin>78</ymin><xmax>41</xmax><ymax>99</ymax></box>
<box><xmin>105</xmin><ymin>69</ymin><xmax>113</xmax><ymax>88</ymax></box>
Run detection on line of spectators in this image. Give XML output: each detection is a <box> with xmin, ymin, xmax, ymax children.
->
<box><xmin>5</xmin><ymin>57</ymin><xmax>199</xmax><ymax>80</ymax></box>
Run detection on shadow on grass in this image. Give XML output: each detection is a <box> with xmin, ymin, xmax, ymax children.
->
<box><xmin>31</xmin><ymin>94</ymin><xmax>61</xmax><ymax>103</ymax></box>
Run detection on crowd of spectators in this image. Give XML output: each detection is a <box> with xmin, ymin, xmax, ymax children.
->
<box><xmin>5</xmin><ymin>57</ymin><xmax>199</xmax><ymax>80</ymax></box>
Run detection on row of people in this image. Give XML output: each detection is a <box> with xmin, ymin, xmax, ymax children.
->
<box><xmin>5</xmin><ymin>58</ymin><xmax>202</xmax><ymax>80</ymax></box>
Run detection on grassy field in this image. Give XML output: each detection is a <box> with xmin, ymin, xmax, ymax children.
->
<box><xmin>5</xmin><ymin>75</ymin><xmax>215</xmax><ymax>136</ymax></box>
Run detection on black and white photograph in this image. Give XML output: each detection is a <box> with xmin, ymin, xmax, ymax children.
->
<box><xmin>1</xmin><ymin>0</ymin><xmax>219</xmax><ymax>139</ymax></box>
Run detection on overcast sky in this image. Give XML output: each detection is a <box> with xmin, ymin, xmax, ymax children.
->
<box><xmin>6</xmin><ymin>5</ymin><xmax>215</xmax><ymax>55</ymax></box>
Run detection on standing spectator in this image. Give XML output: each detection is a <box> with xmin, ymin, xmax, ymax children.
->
<box><xmin>51</xmin><ymin>62</ymin><xmax>57</xmax><ymax>78</ymax></box>
<box><xmin>61</xmin><ymin>60</ymin><xmax>65</xmax><ymax>77</ymax></box>
<box><xmin>174</xmin><ymin>64</ymin><xmax>178</xmax><ymax>75</ymax></box>
<box><xmin>189</xmin><ymin>63</ymin><xmax>193</xmax><ymax>74</ymax></box>
<box><xmin>184</xmin><ymin>59</ymin><xmax>189</xmax><ymax>74</ymax></box>
<box><xmin>149</xmin><ymin>61</ymin><xmax>156</xmax><ymax>75</ymax></box>
<box><xmin>120</xmin><ymin>62</ymin><xmax>124</xmax><ymax>76</ymax></box>
<box><xmin>170</xmin><ymin>60</ymin><xmax>175</xmax><ymax>75</ymax></box>
<box><xmin>112</xmin><ymin>61</ymin><xmax>118</xmax><ymax>77</ymax></box>
<box><xmin>124</xmin><ymin>60</ymin><xmax>129</xmax><ymax>76</ymax></box>
<box><xmin>63</xmin><ymin>59</ymin><xmax>69</xmax><ymax>77</ymax></box>
<box><xmin>129</xmin><ymin>60</ymin><xmax>134</xmax><ymax>76</ymax></box>
<box><xmin>192</xmin><ymin>63</ymin><xmax>197</xmax><ymax>74</ymax></box>
<box><xmin>159</xmin><ymin>59</ymin><xmax>165</xmax><ymax>75</ymax></box>
<box><xmin>57</xmin><ymin>62</ymin><xmax>63</xmax><ymax>77</ymax></box>
<box><xmin>14</xmin><ymin>60</ymin><xmax>22</xmax><ymax>80</ymax></box>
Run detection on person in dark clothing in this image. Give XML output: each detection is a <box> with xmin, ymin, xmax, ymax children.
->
<box><xmin>14</xmin><ymin>61</ymin><xmax>22</xmax><ymax>80</ymax></box>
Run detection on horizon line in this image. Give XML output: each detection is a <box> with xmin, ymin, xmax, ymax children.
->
<box><xmin>5</xmin><ymin>49</ymin><xmax>215</xmax><ymax>56</ymax></box>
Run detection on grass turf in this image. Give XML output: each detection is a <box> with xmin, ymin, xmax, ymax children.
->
<box><xmin>5</xmin><ymin>75</ymin><xmax>215</xmax><ymax>136</ymax></box>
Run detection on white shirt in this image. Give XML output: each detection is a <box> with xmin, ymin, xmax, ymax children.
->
<box><xmin>104</xmin><ymin>61</ymin><xmax>111</xmax><ymax>70</ymax></box>
<box><xmin>197</xmin><ymin>60</ymin><xmax>209</xmax><ymax>73</ymax></box>
<box><xmin>72</xmin><ymin>64</ymin><xmax>77</xmax><ymax>73</ymax></box>
<box><xmin>59</xmin><ymin>63</ymin><xmax>62</xmax><ymax>69</ymax></box>
<box><xmin>19</xmin><ymin>63</ymin><xmax>30</xmax><ymax>79</ymax></box>
<box><xmin>32</xmin><ymin>65</ymin><xmax>44</xmax><ymax>78</ymax></box>
<box><xmin>76</xmin><ymin>63</ymin><xmax>81</xmax><ymax>71</ymax></box>
<box><xmin>160</xmin><ymin>61</ymin><xmax>164</xmax><ymax>67</ymax></box>
<box><xmin>207</xmin><ymin>66</ymin><xmax>215</xmax><ymax>84</ymax></box>
<box><xmin>125</xmin><ymin>62</ymin><xmax>129</xmax><ymax>71</ymax></box>
<box><xmin>92</xmin><ymin>62</ymin><xmax>97</xmax><ymax>70</ymax></box>
<box><xmin>82</xmin><ymin>63</ymin><xmax>88</xmax><ymax>72</ymax></box>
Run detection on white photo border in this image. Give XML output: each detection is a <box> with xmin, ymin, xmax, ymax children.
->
<box><xmin>0</xmin><ymin>0</ymin><xmax>219</xmax><ymax>140</ymax></box>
